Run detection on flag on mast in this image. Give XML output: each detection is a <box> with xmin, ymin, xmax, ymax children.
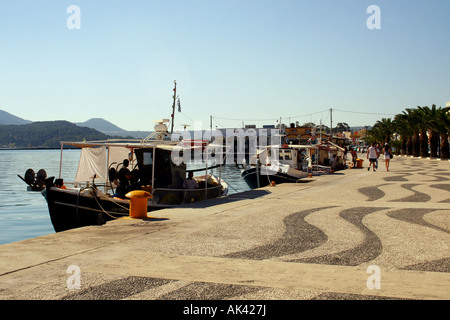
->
<box><xmin>177</xmin><ymin>97</ymin><xmax>181</xmax><ymax>112</ymax></box>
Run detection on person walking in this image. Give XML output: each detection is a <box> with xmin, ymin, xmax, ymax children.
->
<box><xmin>383</xmin><ymin>143</ymin><xmax>393</xmax><ymax>171</ymax></box>
<box><xmin>367</xmin><ymin>143</ymin><xmax>379</xmax><ymax>171</ymax></box>
<box><xmin>375</xmin><ymin>143</ymin><xmax>380</xmax><ymax>169</ymax></box>
<box><xmin>350</xmin><ymin>147</ymin><xmax>357</xmax><ymax>167</ymax></box>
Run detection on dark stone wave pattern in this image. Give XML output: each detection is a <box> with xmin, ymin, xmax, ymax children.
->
<box><xmin>358</xmin><ymin>184</ymin><xmax>390</xmax><ymax>201</ymax></box>
<box><xmin>383</xmin><ymin>173</ymin><xmax>411</xmax><ymax>182</ymax></box>
<box><xmin>387</xmin><ymin>208</ymin><xmax>450</xmax><ymax>235</ymax></box>
<box><xmin>159</xmin><ymin>281</ymin><xmax>264</xmax><ymax>300</ymax></box>
<box><xmin>430</xmin><ymin>184</ymin><xmax>450</xmax><ymax>203</ymax></box>
<box><xmin>390</xmin><ymin>184</ymin><xmax>431</xmax><ymax>202</ymax></box>
<box><xmin>222</xmin><ymin>207</ymin><xmax>332</xmax><ymax>260</ymax></box>
<box><xmin>63</xmin><ymin>276</ymin><xmax>173</xmax><ymax>300</ymax></box>
<box><xmin>401</xmin><ymin>258</ymin><xmax>450</xmax><ymax>273</ymax></box>
<box><xmin>290</xmin><ymin>207</ymin><xmax>386</xmax><ymax>266</ymax></box>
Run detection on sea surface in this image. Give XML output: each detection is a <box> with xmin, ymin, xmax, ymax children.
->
<box><xmin>0</xmin><ymin>149</ymin><xmax>250</xmax><ymax>245</ymax></box>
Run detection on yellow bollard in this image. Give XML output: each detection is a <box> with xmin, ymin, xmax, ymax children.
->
<box><xmin>126</xmin><ymin>190</ymin><xmax>152</xmax><ymax>219</ymax></box>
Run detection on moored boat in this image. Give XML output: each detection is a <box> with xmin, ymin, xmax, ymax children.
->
<box><xmin>40</xmin><ymin>81</ymin><xmax>228</xmax><ymax>232</ymax></box>
<box><xmin>240</xmin><ymin>146</ymin><xmax>310</xmax><ymax>189</ymax></box>
<box><xmin>43</xmin><ymin>135</ymin><xmax>228</xmax><ymax>232</ymax></box>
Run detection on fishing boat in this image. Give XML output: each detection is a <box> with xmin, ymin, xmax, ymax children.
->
<box><xmin>240</xmin><ymin>145</ymin><xmax>310</xmax><ymax>189</ymax></box>
<box><xmin>43</xmin><ymin>125</ymin><xmax>228</xmax><ymax>232</ymax></box>
<box><xmin>41</xmin><ymin>82</ymin><xmax>228</xmax><ymax>232</ymax></box>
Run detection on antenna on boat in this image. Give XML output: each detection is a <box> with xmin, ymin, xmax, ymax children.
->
<box><xmin>170</xmin><ymin>80</ymin><xmax>177</xmax><ymax>134</ymax></box>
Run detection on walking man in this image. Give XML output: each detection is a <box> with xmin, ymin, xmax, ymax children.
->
<box><xmin>367</xmin><ymin>143</ymin><xmax>379</xmax><ymax>171</ymax></box>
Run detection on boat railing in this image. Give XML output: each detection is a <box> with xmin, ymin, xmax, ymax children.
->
<box><xmin>152</xmin><ymin>184</ymin><xmax>223</xmax><ymax>193</ymax></box>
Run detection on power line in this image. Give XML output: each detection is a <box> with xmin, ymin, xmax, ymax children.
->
<box><xmin>213</xmin><ymin>109</ymin><xmax>331</xmax><ymax>123</ymax></box>
<box><xmin>333</xmin><ymin>108</ymin><xmax>397</xmax><ymax>116</ymax></box>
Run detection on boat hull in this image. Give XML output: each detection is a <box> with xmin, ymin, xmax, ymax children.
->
<box><xmin>43</xmin><ymin>186</ymin><xmax>134</xmax><ymax>232</ymax></box>
<box><xmin>241</xmin><ymin>166</ymin><xmax>308</xmax><ymax>189</ymax></box>
<box><xmin>43</xmin><ymin>177</ymin><xmax>228</xmax><ymax>232</ymax></box>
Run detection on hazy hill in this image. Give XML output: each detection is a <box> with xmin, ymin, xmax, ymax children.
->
<box><xmin>75</xmin><ymin>118</ymin><xmax>151</xmax><ymax>138</ymax></box>
<box><xmin>75</xmin><ymin>118</ymin><xmax>125</xmax><ymax>133</ymax></box>
<box><xmin>0</xmin><ymin>110</ymin><xmax>32</xmax><ymax>125</ymax></box>
<box><xmin>0</xmin><ymin>121</ymin><xmax>110</xmax><ymax>148</ymax></box>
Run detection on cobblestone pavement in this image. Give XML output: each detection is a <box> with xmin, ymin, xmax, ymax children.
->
<box><xmin>0</xmin><ymin>156</ymin><xmax>448</xmax><ymax>304</ymax></box>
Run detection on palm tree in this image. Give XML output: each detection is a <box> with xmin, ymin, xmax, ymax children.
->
<box><xmin>393</xmin><ymin>113</ymin><xmax>413</xmax><ymax>155</ymax></box>
<box><xmin>364</xmin><ymin>126</ymin><xmax>383</xmax><ymax>146</ymax></box>
<box><xmin>418</xmin><ymin>105</ymin><xmax>439</xmax><ymax>158</ymax></box>
<box><xmin>433</xmin><ymin>106</ymin><xmax>450</xmax><ymax>159</ymax></box>
<box><xmin>403</xmin><ymin>108</ymin><xmax>422</xmax><ymax>157</ymax></box>
<box><xmin>373</xmin><ymin>118</ymin><xmax>395</xmax><ymax>143</ymax></box>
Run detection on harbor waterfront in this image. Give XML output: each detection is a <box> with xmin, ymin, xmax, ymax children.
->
<box><xmin>0</xmin><ymin>149</ymin><xmax>250</xmax><ymax>244</ymax></box>
<box><xmin>0</xmin><ymin>154</ymin><xmax>449</xmax><ymax>302</ymax></box>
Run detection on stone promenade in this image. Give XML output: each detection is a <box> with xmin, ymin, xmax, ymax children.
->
<box><xmin>0</xmin><ymin>155</ymin><xmax>448</xmax><ymax>303</ymax></box>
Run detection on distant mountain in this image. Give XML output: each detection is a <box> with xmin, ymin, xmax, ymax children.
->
<box><xmin>0</xmin><ymin>121</ymin><xmax>109</xmax><ymax>148</ymax></box>
<box><xmin>0</xmin><ymin>110</ymin><xmax>32</xmax><ymax>125</ymax></box>
<box><xmin>75</xmin><ymin>118</ymin><xmax>126</xmax><ymax>133</ymax></box>
<box><xmin>75</xmin><ymin>118</ymin><xmax>151</xmax><ymax>138</ymax></box>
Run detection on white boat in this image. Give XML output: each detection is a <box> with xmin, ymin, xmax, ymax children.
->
<box><xmin>240</xmin><ymin>145</ymin><xmax>311</xmax><ymax>189</ymax></box>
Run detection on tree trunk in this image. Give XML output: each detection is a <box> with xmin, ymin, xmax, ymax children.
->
<box><xmin>412</xmin><ymin>132</ymin><xmax>420</xmax><ymax>157</ymax></box>
<box><xmin>406</xmin><ymin>137</ymin><xmax>413</xmax><ymax>156</ymax></box>
<box><xmin>429</xmin><ymin>130</ymin><xmax>439</xmax><ymax>158</ymax></box>
<box><xmin>419</xmin><ymin>130</ymin><xmax>428</xmax><ymax>157</ymax></box>
<box><xmin>401</xmin><ymin>136</ymin><xmax>407</xmax><ymax>155</ymax></box>
<box><xmin>441</xmin><ymin>133</ymin><xmax>449</xmax><ymax>160</ymax></box>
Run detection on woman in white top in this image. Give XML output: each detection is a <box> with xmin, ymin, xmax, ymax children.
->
<box><xmin>367</xmin><ymin>143</ymin><xmax>379</xmax><ymax>171</ymax></box>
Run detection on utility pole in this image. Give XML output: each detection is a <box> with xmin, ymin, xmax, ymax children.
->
<box><xmin>170</xmin><ymin>80</ymin><xmax>177</xmax><ymax>134</ymax></box>
<box><xmin>329</xmin><ymin>108</ymin><xmax>333</xmax><ymax>142</ymax></box>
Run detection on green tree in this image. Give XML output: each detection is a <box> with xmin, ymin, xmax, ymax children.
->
<box><xmin>432</xmin><ymin>106</ymin><xmax>450</xmax><ymax>159</ymax></box>
<box><xmin>335</xmin><ymin>122</ymin><xmax>350</xmax><ymax>133</ymax></box>
<box><xmin>393</xmin><ymin>113</ymin><xmax>413</xmax><ymax>155</ymax></box>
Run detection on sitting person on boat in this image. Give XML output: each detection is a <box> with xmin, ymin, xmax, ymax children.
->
<box><xmin>182</xmin><ymin>171</ymin><xmax>199</xmax><ymax>203</ymax></box>
<box><xmin>183</xmin><ymin>171</ymin><xmax>199</xmax><ymax>189</ymax></box>
<box><xmin>116</xmin><ymin>159</ymin><xmax>134</xmax><ymax>198</ymax></box>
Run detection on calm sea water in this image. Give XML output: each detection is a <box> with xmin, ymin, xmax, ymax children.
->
<box><xmin>0</xmin><ymin>149</ymin><xmax>249</xmax><ymax>245</ymax></box>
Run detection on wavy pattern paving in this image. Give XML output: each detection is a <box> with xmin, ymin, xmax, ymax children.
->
<box><xmin>358</xmin><ymin>184</ymin><xmax>390</xmax><ymax>201</ymax></box>
<box><xmin>383</xmin><ymin>173</ymin><xmax>411</xmax><ymax>182</ymax></box>
<box><xmin>390</xmin><ymin>184</ymin><xmax>431</xmax><ymax>202</ymax></box>
<box><xmin>430</xmin><ymin>184</ymin><xmax>450</xmax><ymax>203</ymax></box>
<box><xmin>222</xmin><ymin>207</ymin><xmax>332</xmax><ymax>260</ymax></box>
<box><xmin>63</xmin><ymin>276</ymin><xmax>173</xmax><ymax>300</ymax></box>
<box><xmin>402</xmin><ymin>258</ymin><xmax>450</xmax><ymax>273</ymax></box>
<box><xmin>158</xmin><ymin>281</ymin><xmax>263</xmax><ymax>300</ymax></box>
<box><xmin>290</xmin><ymin>207</ymin><xmax>385</xmax><ymax>266</ymax></box>
<box><xmin>387</xmin><ymin>208</ymin><xmax>450</xmax><ymax>235</ymax></box>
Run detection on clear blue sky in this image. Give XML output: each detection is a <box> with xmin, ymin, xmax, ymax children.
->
<box><xmin>0</xmin><ymin>0</ymin><xmax>449</xmax><ymax>131</ymax></box>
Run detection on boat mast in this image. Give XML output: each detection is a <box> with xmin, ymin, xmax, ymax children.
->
<box><xmin>170</xmin><ymin>80</ymin><xmax>177</xmax><ymax>134</ymax></box>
